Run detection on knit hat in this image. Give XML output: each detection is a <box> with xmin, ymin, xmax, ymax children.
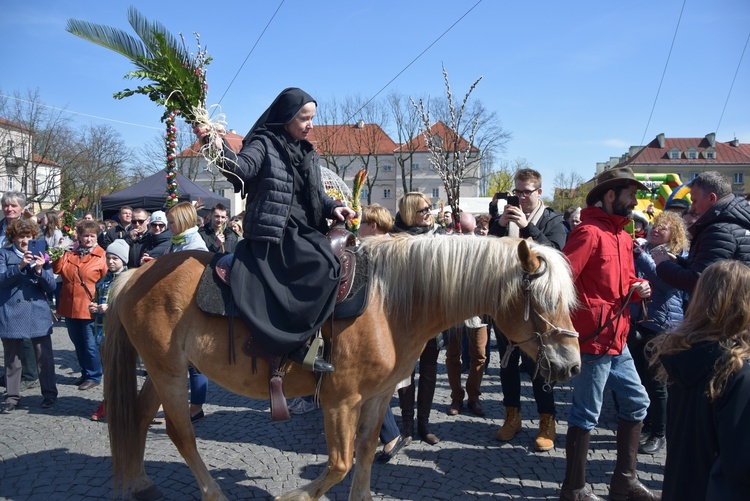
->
<box><xmin>150</xmin><ymin>210</ymin><xmax>167</xmax><ymax>226</ymax></box>
<box><xmin>106</xmin><ymin>239</ymin><xmax>129</xmax><ymax>265</ymax></box>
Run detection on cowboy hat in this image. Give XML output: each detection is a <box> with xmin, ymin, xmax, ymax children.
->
<box><xmin>585</xmin><ymin>167</ymin><xmax>649</xmax><ymax>206</ymax></box>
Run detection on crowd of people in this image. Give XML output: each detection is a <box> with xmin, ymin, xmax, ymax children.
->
<box><xmin>3</xmin><ymin>85</ymin><xmax>750</xmax><ymax>500</ymax></box>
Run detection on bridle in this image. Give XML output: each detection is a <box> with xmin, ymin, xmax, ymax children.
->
<box><xmin>499</xmin><ymin>263</ymin><xmax>578</xmax><ymax>392</ymax></box>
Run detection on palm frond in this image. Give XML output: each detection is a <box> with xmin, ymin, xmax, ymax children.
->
<box><xmin>66</xmin><ymin>19</ymin><xmax>147</xmax><ymax>62</ymax></box>
<box><xmin>126</xmin><ymin>6</ymin><xmax>189</xmax><ymax>65</ymax></box>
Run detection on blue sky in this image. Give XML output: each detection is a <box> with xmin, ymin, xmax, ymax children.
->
<box><xmin>3</xmin><ymin>0</ymin><xmax>749</xmax><ymax>189</ymax></box>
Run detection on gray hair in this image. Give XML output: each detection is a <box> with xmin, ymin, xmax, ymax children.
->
<box><xmin>691</xmin><ymin>171</ymin><xmax>732</xmax><ymax>198</ymax></box>
<box><xmin>1</xmin><ymin>191</ymin><xmax>26</xmax><ymax>208</ymax></box>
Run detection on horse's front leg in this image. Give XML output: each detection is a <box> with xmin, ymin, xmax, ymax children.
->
<box><xmin>350</xmin><ymin>393</ymin><xmax>393</xmax><ymax>501</ymax></box>
<box><xmin>275</xmin><ymin>394</ymin><xmax>362</xmax><ymax>501</ymax></box>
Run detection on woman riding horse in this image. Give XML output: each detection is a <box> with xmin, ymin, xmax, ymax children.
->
<box><xmin>195</xmin><ymin>88</ymin><xmax>356</xmax><ymax>372</ymax></box>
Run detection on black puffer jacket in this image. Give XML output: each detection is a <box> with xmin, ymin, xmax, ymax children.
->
<box><xmin>221</xmin><ymin>130</ymin><xmax>340</xmax><ymax>244</ymax></box>
<box><xmin>489</xmin><ymin>205</ymin><xmax>567</xmax><ymax>250</ymax></box>
<box><xmin>657</xmin><ymin>194</ymin><xmax>750</xmax><ymax>293</ymax></box>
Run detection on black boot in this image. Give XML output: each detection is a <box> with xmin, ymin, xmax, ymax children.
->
<box><xmin>416</xmin><ymin>340</ymin><xmax>439</xmax><ymax>445</ymax></box>
<box><xmin>398</xmin><ymin>384</ymin><xmax>415</xmax><ymax>440</ymax></box>
<box><xmin>287</xmin><ymin>344</ymin><xmax>334</xmax><ymax>373</ymax></box>
<box><xmin>609</xmin><ymin>420</ymin><xmax>661</xmax><ymax>501</ymax></box>
<box><xmin>560</xmin><ymin>426</ymin><xmax>603</xmax><ymax>501</ymax></box>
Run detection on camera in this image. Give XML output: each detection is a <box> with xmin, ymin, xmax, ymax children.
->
<box><xmin>495</xmin><ymin>192</ymin><xmax>508</xmax><ymax>200</ymax></box>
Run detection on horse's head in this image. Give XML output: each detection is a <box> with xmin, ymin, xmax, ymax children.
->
<box><xmin>493</xmin><ymin>239</ymin><xmax>581</xmax><ymax>384</ymax></box>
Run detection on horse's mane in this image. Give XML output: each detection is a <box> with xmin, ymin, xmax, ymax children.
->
<box><xmin>106</xmin><ymin>267</ymin><xmax>138</xmax><ymax>315</ymax></box>
<box><xmin>362</xmin><ymin>235</ymin><xmax>576</xmax><ymax>325</ymax></box>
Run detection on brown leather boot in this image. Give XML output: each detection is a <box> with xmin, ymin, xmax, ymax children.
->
<box><xmin>496</xmin><ymin>406</ymin><xmax>522</xmax><ymax>441</ymax></box>
<box><xmin>534</xmin><ymin>413</ymin><xmax>556</xmax><ymax>452</ymax></box>
<box><xmin>560</xmin><ymin>426</ymin><xmax>603</xmax><ymax>501</ymax></box>
<box><xmin>609</xmin><ymin>420</ymin><xmax>661</xmax><ymax>501</ymax></box>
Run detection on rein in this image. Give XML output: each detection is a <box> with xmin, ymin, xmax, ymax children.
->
<box><xmin>500</xmin><ymin>264</ymin><xmax>578</xmax><ymax>392</ymax></box>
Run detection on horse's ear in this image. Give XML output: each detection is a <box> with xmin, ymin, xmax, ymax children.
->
<box><xmin>517</xmin><ymin>239</ymin><xmax>541</xmax><ymax>274</ymax></box>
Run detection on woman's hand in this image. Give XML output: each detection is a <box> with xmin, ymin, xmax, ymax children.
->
<box><xmin>193</xmin><ymin>124</ymin><xmax>223</xmax><ymax>150</ymax></box>
<box><xmin>333</xmin><ymin>206</ymin><xmax>357</xmax><ymax>222</ymax></box>
<box><xmin>31</xmin><ymin>252</ymin><xmax>45</xmax><ymax>275</ymax></box>
<box><xmin>20</xmin><ymin>251</ymin><xmax>34</xmax><ymax>270</ymax></box>
<box><xmin>88</xmin><ymin>302</ymin><xmax>98</xmax><ymax>315</ymax></box>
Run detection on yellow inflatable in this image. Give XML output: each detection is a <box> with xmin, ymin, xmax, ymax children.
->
<box><xmin>633</xmin><ymin>173</ymin><xmax>691</xmax><ymax>215</ymax></box>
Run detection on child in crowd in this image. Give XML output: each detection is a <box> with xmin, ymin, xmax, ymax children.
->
<box><xmin>87</xmin><ymin>239</ymin><xmax>129</xmax><ymax>421</ymax></box>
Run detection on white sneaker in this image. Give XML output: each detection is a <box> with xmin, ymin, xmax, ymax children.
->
<box><xmin>288</xmin><ymin>397</ymin><xmax>317</xmax><ymax>414</ymax></box>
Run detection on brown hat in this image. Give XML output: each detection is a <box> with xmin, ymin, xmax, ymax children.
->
<box><xmin>585</xmin><ymin>167</ymin><xmax>649</xmax><ymax>206</ymax></box>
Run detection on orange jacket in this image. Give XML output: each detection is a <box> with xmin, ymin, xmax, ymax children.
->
<box><xmin>52</xmin><ymin>246</ymin><xmax>108</xmax><ymax>319</ymax></box>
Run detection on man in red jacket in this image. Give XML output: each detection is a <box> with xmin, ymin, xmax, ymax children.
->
<box><xmin>560</xmin><ymin>167</ymin><xmax>658</xmax><ymax>501</ymax></box>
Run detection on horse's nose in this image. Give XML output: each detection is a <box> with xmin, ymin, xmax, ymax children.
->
<box><xmin>570</xmin><ymin>364</ymin><xmax>581</xmax><ymax>378</ymax></box>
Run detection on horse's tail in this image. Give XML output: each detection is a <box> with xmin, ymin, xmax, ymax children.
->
<box><xmin>102</xmin><ymin>269</ymin><xmax>143</xmax><ymax>494</ymax></box>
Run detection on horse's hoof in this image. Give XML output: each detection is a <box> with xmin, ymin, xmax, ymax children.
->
<box><xmin>132</xmin><ymin>484</ymin><xmax>164</xmax><ymax>501</ymax></box>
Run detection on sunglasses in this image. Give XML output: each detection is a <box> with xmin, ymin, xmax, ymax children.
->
<box><xmin>150</xmin><ymin>222</ymin><xmax>165</xmax><ymax>228</ymax></box>
<box><xmin>416</xmin><ymin>207</ymin><xmax>432</xmax><ymax>215</ymax></box>
<box><xmin>132</xmin><ymin>219</ymin><xmax>148</xmax><ymax>225</ymax></box>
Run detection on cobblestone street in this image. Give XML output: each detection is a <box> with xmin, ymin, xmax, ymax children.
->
<box><xmin>0</xmin><ymin>323</ymin><xmax>665</xmax><ymax>500</ymax></box>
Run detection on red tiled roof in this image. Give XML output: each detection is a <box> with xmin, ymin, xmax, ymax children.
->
<box><xmin>0</xmin><ymin>117</ymin><xmax>30</xmax><ymax>132</ymax></box>
<box><xmin>176</xmin><ymin>131</ymin><xmax>244</xmax><ymax>158</ymax></box>
<box><xmin>398</xmin><ymin>121</ymin><xmax>479</xmax><ymax>153</ymax></box>
<box><xmin>308</xmin><ymin>123</ymin><xmax>398</xmax><ymax>155</ymax></box>
<box><xmin>621</xmin><ymin>135</ymin><xmax>750</xmax><ymax>166</ymax></box>
<box><xmin>33</xmin><ymin>154</ymin><xmax>59</xmax><ymax>166</ymax></box>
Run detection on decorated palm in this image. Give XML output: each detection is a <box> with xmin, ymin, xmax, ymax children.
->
<box><xmin>67</xmin><ymin>7</ymin><xmax>218</xmax><ymax>206</ymax></box>
<box><xmin>66</xmin><ymin>6</ymin><xmax>210</xmax><ymax>124</ymax></box>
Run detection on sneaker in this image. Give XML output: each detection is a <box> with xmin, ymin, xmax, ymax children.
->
<box><xmin>90</xmin><ymin>402</ymin><xmax>106</xmax><ymax>421</ymax></box>
<box><xmin>20</xmin><ymin>380</ymin><xmax>40</xmax><ymax>392</ymax></box>
<box><xmin>288</xmin><ymin>397</ymin><xmax>317</xmax><ymax>415</ymax></box>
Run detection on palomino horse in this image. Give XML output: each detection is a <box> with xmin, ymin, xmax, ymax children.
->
<box><xmin>103</xmin><ymin>235</ymin><xmax>580</xmax><ymax>500</ymax></box>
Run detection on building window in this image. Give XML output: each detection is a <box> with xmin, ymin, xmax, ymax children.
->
<box><xmin>734</xmin><ymin>173</ymin><xmax>744</xmax><ymax>185</ymax></box>
<box><xmin>383</xmin><ymin>188</ymin><xmax>391</xmax><ymax>199</ymax></box>
<box><xmin>412</xmin><ymin>163</ymin><xmax>420</xmax><ymax>170</ymax></box>
<box><xmin>382</xmin><ymin>164</ymin><xmax>392</xmax><ymax>172</ymax></box>
<box><xmin>706</xmin><ymin>151</ymin><xmax>715</xmax><ymax>159</ymax></box>
<box><xmin>669</xmin><ymin>151</ymin><xmax>681</xmax><ymax>159</ymax></box>
<box><xmin>432</xmin><ymin>188</ymin><xmax>440</xmax><ymax>198</ymax></box>
<box><xmin>7</xmin><ymin>176</ymin><xmax>14</xmax><ymax>191</ymax></box>
<box><xmin>361</xmin><ymin>189</ymin><xmax>369</xmax><ymax>200</ymax></box>
<box><xmin>687</xmin><ymin>150</ymin><xmax>698</xmax><ymax>159</ymax></box>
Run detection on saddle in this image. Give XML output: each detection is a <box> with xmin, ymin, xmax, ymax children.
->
<box><xmin>195</xmin><ymin>225</ymin><xmax>367</xmax><ymax>421</ymax></box>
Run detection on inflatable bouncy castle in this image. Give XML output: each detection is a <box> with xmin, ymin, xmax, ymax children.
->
<box><xmin>633</xmin><ymin>173</ymin><xmax>691</xmax><ymax>215</ymax></box>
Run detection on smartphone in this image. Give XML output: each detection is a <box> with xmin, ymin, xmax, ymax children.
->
<box><xmin>507</xmin><ymin>195</ymin><xmax>520</xmax><ymax>207</ymax></box>
<box><xmin>28</xmin><ymin>240</ymin><xmax>43</xmax><ymax>255</ymax></box>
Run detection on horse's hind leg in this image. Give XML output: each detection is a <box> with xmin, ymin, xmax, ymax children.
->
<box><xmin>152</xmin><ymin>370</ymin><xmax>227</xmax><ymax>501</ymax></box>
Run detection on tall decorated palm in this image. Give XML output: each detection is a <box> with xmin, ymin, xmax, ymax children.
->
<box><xmin>66</xmin><ymin>7</ymin><xmax>222</xmax><ymax>207</ymax></box>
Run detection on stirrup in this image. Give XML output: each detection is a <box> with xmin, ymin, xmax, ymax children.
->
<box><xmin>289</xmin><ymin>332</ymin><xmax>334</xmax><ymax>373</ymax></box>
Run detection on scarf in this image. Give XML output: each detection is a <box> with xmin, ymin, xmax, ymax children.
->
<box><xmin>78</xmin><ymin>246</ymin><xmax>93</xmax><ymax>257</ymax></box>
<box><xmin>508</xmin><ymin>200</ymin><xmax>546</xmax><ymax>238</ymax></box>
<box><xmin>171</xmin><ymin>226</ymin><xmax>198</xmax><ymax>246</ymax></box>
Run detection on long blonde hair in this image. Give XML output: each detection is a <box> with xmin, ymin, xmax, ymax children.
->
<box><xmin>649</xmin><ymin>260</ymin><xmax>750</xmax><ymax>400</ymax></box>
<box><xmin>650</xmin><ymin>211</ymin><xmax>689</xmax><ymax>254</ymax></box>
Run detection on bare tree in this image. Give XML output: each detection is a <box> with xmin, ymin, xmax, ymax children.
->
<box><xmin>342</xmin><ymin>96</ymin><xmax>392</xmax><ymax>205</ymax></box>
<box><xmin>56</xmin><ymin>124</ymin><xmax>132</xmax><ymax>213</ymax></box>
<box><xmin>412</xmin><ymin>66</ymin><xmax>483</xmax><ymax>232</ymax></box>
<box><xmin>551</xmin><ymin>170</ymin><xmax>587</xmax><ymax>212</ymax></box>
<box><xmin>0</xmin><ymin>88</ymin><xmax>73</xmax><ymax>212</ymax></box>
<box><xmin>314</xmin><ymin>98</ymin><xmax>359</xmax><ymax>180</ymax></box>
<box><xmin>386</xmin><ymin>92</ymin><xmax>422</xmax><ymax>195</ymax></box>
<box><xmin>133</xmin><ymin>121</ymin><xmax>202</xmax><ymax>181</ymax></box>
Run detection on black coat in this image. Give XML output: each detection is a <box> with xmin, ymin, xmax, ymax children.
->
<box><xmin>657</xmin><ymin>194</ymin><xmax>750</xmax><ymax>293</ymax></box>
<box><xmin>489</xmin><ymin>205</ymin><xmax>567</xmax><ymax>250</ymax></box>
<box><xmin>137</xmin><ymin>230</ymin><xmax>173</xmax><ymax>265</ymax></box>
<box><xmin>660</xmin><ymin>341</ymin><xmax>750</xmax><ymax>501</ymax></box>
<box><xmin>198</xmin><ymin>222</ymin><xmax>239</xmax><ymax>253</ymax></box>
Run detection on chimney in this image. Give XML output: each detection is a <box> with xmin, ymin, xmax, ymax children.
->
<box><xmin>730</xmin><ymin>138</ymin><xmax>740</xmax><ymax>147</ymax></box>
<box><xmin>705</xmin><ymin>132</ymin><xmax>716</xmax><ymax>147</ymax></box>
<box><xmin>356</xmin><ymin>119</ymin><xmax>365</xmax><ymax>129</ymax></box>
<box><xmin>656</xmin><ymin>133</ymin><xmax>665</xmax><ymax>148</ymax></box>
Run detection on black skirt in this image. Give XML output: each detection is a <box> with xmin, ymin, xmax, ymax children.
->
<box><xmin>229</xmin><ymin>212</ymin><xmax>340</xmax><ymax>355</ymax></box>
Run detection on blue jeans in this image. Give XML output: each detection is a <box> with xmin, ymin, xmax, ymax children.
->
<box><xmin>65</xmin><ymin>318</ymin><xmax>102</xmax><ymax>382</ymax></box>
<box><xmin>188</xmin><ymin>365</ymin><xmax>207</xmax><ymax>405</ymax></box>
<box><xmin>568</xmin><ymin>344</ymin><xmax>649</xmax><ymax>430</ymax></box>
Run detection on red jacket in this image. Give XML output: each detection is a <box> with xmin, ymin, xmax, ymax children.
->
<box><xmin>563</xmin><ymin>206</ymin><xmax>646</xmax><ymax>355</ymax></box>
<box><xmin>52</xmin><ymin>246</ymin><xmax>108</xmax><ymax>320</ymax></box>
